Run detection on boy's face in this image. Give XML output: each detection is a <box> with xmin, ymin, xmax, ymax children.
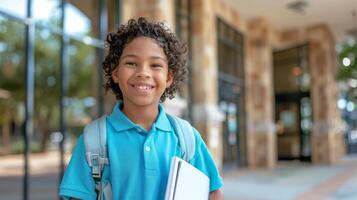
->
<box><xmin>112</xmin><ymin>36</ymin><xmax>173</xmax><ymax>108</ymax></box>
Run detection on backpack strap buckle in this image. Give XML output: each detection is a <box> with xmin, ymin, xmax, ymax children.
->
<box><xmin>88</xmin><ymin>153</ymin><xmax>101</xmax><ymax>179</ymax></box>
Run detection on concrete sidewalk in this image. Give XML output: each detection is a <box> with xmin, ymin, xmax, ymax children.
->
<box><xmin>222</xmin><ymin>154</ymin><xmax>357</xmax><ymax>200</ymax></box>
<box><xmin>0</xmin><ymin>151</ymin><xmax>71</xmax><ymax>176</ymax></box>
<box><xmin>1</xmin><ymin>151</ymin><xmax>357</xmax><ymax>200</ymax></box>
<box><xmin>0</xmin><ymin>151</ymin><xmax>71</xmax><ymax>200</ymax></box>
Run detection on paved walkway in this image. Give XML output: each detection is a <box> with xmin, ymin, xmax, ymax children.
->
<box><xmin>0</xmin><ymin>151</ymin><xmax>70</xmax><ymax>200</ymax></box>
<box><xmin>0</xmin><ymin>151</ymin><xmax>356</xmax><ymax>200</ymax></box>
<box><xmin>222</xmin><ymin>155</ymin><xmax>357</xmax><ymax>200</ymax></box>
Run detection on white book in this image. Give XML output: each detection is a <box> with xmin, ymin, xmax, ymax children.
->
<box><xmin>165</xmin><ymin>156</ymin><xmax>210</xmax><ymax>200</ymax></box>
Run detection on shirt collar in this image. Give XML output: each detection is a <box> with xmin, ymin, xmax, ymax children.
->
<box><xmin>154</xmin><ymin>104</ymin><xmax>172</xmax><ymax>132</ymax></box>
<box><xmin>107</xmin><ymin>101</ymin><xmax>172</xmax><ymax>132</ymax></box>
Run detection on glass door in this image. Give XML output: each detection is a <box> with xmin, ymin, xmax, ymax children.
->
<box><xmin>273</xmin><ymin>44</ymin><xmax>311</xmax><ymax>161</ymax></box>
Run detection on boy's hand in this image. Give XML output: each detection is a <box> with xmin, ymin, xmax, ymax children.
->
<box><xmin>209</xmin><ymin>189</ymin><xmax>224</xmax><ymax>200</ymax></box>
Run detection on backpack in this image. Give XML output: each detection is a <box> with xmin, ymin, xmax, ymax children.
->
<box><xmin>83</xmin><ymin>114</ymin><xmax>196</xmax><ymax>200</ymax></box>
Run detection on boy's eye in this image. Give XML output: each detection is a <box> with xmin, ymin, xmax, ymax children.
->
<box><xmin>151</xmin><ymin>64</ymin><xmax>163</xmax><ymax>68</ymax></box>
<box><xmin>125</xmin><ymin>62</ymin><xmax>137</xmax><ymax>67</ymax></box>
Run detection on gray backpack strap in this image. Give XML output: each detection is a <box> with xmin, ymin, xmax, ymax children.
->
<box><xmin>166</xmin><ymin>114</ymin><xmax>196</xmax><ymax>162</ymax></box>
<box><xmin>83</xmin><ymin>115</ymin><xmax>110</xmax><ymax>200</ymax></box>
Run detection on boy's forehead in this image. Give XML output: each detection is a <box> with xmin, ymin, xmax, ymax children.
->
<box><xmin>121</xmin><ymin>37</ymin><xmax>167</xmax><ymax>59</ymax></box>
<box><xmin>121</xmin><ymin>54</ymin><xmax>167</xmax><ymax>62</ymax></box>
<box><xmin>125</xmin><ymin>36</ymin><xmax>161</xmax><ymax>48</ymax></box>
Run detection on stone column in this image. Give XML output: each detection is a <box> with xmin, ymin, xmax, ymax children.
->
<box><xmin>246</xmin><ymin>18</ymin><xmax>276</xmax><ymax>168</ymax></box>
<box><xmin>307</xmin><ymin>25</ymin><xmax>345</xmax><ymax>164</ymax></box>
<box><xmin>191</xmin><ymin>0</ymin><xmax>224</xmax><ymax>170</ymax></box>
<box><xmin>122</xmin><ymin>0</ymin><xmax>175</xmax><ymax>30</ymax></box>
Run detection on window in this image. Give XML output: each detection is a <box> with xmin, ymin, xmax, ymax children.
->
<box><xmin>217</xmin><ymin>18</ymin><xmax>246</xmax><ymax>166</ymax></box>
<box><xmin>273</xmin><ymin>45</ymin><xmax>310</xmax><ymax>94</ymax></box>
<box><xmin>0</xmin><ymin>1</ymin><xmax>120</xmax><ymax>198</ymax></box>
<box><xmin>0</xmin><ymin>15</ymin><xmax>26</xmax><ymax>199</ymax></box>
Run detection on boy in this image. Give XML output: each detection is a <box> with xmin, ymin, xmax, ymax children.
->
<box><xmin>59</xmin><ymin>17</ymin><xmax>223</xmax><ymax>200</ymax></box>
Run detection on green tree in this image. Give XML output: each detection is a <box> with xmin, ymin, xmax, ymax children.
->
<box><xmin>0</xmin><ymin>19</ymin><xmax>25</xmax><ymax>154</ymax></box>
<box><xmin>0</xmin><ymin>17</ymin><xmax>97</xmax><ymax>154</ymax></box>
<box><xmin>337</xmin><ymin>40</ymin><xmax>357</xmax><ymax>103</ymax></box>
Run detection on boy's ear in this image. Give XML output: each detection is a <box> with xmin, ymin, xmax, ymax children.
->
<box><xmin>166</xmin><ymin>71</ymin><xmax>173</xmax><ymax>88</ymax></box>
<box><xmin>112</xmin><ymin>68</ymin><xmax>119</xmax><ymax>83</ymax></box>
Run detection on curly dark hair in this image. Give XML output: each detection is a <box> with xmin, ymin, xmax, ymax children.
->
<box><xmin>102</xmin><ymin>17</ymin><xmax>188</xmax><ymax>102</ymax></box>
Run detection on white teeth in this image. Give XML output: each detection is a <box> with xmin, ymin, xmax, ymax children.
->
<box><xmin>135</xmin><ymin>85</ymin><xmax>152</xmax><ymax>90</ymax></box>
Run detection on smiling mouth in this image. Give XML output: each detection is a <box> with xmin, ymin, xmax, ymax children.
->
<box><xmin>130</xmin><ymin>84</ymin><xmax>155</xmax><ymax>93</ymax></box>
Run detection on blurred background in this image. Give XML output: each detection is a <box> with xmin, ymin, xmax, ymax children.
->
<box><xmin>0</xmin><ymin>0</ymin><xmax>356</xmax><ymax>199</ymax></box>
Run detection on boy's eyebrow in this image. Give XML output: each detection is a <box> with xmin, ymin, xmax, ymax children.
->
<box><xmin>121</xmin><ymin>54</ymin><xmax>167</xmax><ymax>62</ymax></box>
<box><xmin>150</xmin><ymin>56</ymin><xmax>167</xmax><ymax>62</ymax></box>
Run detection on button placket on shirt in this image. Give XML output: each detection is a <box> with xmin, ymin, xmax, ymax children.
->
<box><xmin>143</xmin><ymin>130</ymin><xmax>158</xmax><ymax>176</ymax></box>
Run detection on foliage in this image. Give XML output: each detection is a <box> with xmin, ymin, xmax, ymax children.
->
<box><xmin>337</xmin><ymin>42</ymin><xmax>357</xmax><ymax>80</ymax></box>
<box><xmin>0</xmin><ymin>16</ymin><xmax>98</xmax><ymax>152</ymax></box>
<box><xmin>337</xmin><ymin>40</ymin><xmax>357</xmax><ymax>103</ymax></box>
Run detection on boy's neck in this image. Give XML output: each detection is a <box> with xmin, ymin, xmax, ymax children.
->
<box><xmin>121</xmin><ymin>102</ymin><xmax>159</xmax><ymax>131</ymax></box>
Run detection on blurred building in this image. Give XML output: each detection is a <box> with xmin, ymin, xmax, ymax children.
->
<box><xmin>0</xmin><ymin>0</ymin><xmax>350</xmax><ymax>172</ymax></box>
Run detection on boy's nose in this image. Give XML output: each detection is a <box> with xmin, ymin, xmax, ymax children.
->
<box><xmin>136</xmin><ymin>65</ymin><xmax>150</xmax><ymax>78</ymax></box>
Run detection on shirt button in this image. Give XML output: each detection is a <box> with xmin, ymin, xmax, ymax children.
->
<box><xmin>145</xmin><ymin>146</ymin><xmax>151</xmax><ymax>152</ymax></box>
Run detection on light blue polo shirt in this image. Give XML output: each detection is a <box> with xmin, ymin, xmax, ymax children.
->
<box><xmin>59</xmin><ymin>102</ymin><xmax>223</xmax><ymax>200</ymax></box>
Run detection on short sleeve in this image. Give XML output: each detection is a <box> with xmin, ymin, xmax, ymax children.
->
<box><xmin>190</xmin><ymin>128</ymin><xmax>224</xmax><ymax>192</ymax></box>
<box><xmin>59</xmin><ymin>135</ymin><xmax>97</xmax><ymax>200</ymax></box>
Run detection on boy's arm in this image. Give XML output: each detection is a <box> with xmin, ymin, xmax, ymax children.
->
<box><xmin>190</xmin><ymin>128</ymin><xmax>224</xmax><ymax>192</ymax></box>
<box><xmin>59</xmin><ymin>135</ymin><xmax>97</xmax><ymax>199</ymax></box>
<box><xmin>209</xmin><ymin>189</ymin><xmax>224</xmax><ymax>200</ymax></box>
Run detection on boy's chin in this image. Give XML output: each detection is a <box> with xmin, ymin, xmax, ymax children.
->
<box><xmin>123</xmin><ymin>98</ymin><xmax>160</xmax><ymax>107</ymax></box>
